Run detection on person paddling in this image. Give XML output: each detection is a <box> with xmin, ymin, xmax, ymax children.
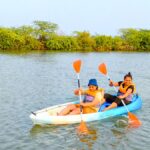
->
<box><xmin>101</xmin><ymin>72</ymin><xmax>136</xmax><ymax>111</ymax></box>
<box><xmin>58</xmin><ymin>79</ymin><xmax>104</xmax><ymax>115</ymax></box>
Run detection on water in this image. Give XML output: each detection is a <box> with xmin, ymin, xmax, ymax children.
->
<box><xmin>0</xmin><ymin>51</ymin><xmax>150</xmax><ymax>150</ymax></box>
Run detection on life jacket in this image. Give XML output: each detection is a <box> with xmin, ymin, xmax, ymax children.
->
<box><xmin>118</xmin><ymin>82</ymin><xmax>136</xmax><ymax>101</ymax></box>
<box><xmin>83</xmin><ymin>88</ymin><xmax>103</xmax><ymax>111</ymax></box>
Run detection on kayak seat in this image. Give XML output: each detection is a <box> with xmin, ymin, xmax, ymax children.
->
<box><xmin>98</xmin><ymin>102</ymin><xmax>111</xmax><ymax>112</ymax></box>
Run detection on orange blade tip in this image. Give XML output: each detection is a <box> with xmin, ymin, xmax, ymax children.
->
<box><xmin>73</xmin><ymin>59</ymin><xmax>82</xmax><ymax>73</ymax></box>
<box><xmin>98</xmin><ymin>63</ymin><xmax>107</xmax><ymax>75</ymax></box>
<box><xmin>128</xmin><ymin>112</ymin><xmax>142</xmax><ymax>127</ymax></box>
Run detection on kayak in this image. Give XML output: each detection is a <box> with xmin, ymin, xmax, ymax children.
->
<box><xmin>29</xmin><ymin>94</ymin><xmax>142</xmax><ymax>125</ymax></box>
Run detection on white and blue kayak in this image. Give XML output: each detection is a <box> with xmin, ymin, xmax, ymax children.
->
<box><xmin>29</xmin><ymin>94</ymin><xmax>142</xmax><ymax>125</ymax></box>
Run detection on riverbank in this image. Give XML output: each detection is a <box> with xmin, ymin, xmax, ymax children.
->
<box><xmin>0</xmin><ymin>21</ymin><xmax>150</xmax><ymax>52</ymax></box>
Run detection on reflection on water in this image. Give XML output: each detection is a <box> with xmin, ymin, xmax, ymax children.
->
<box><xmin>111</xmin><ymin>128</ymin><xmax>126</xmax><ymax>138</ymax></box>
<box><xmin>114</xmin><ymin>115</ymin><xmax>142</xmax><ymax>129</ymax></box>
<box><xmin>112</xmin><ymin>117</ymin><xmax>129</xmax><ymax>139</ymax></box>
<box><xmin>115</xmin><ymin>116</ymin><xmax>129</xmax><ymax>128</ymax></box>
<box><xmin>29</xmin><ymin>109</ymin><xmax>146</xmax><ymax>149</ymax></box>
<box><xmin>30</xmin><ymin>123</ymin><xmax>99</xmax><ymax>150</ymax></box>
<box><xmin>30</xmin><ymin>125</ymin><xmax>59</xmax><ymax>137</ymax></box>
<box><xmin>77</xmin><ymin>126</ymin><xmax>98</xmax><ymax>149</ymax></box>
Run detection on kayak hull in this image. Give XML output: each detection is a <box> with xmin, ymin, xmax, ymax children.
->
<box><xmin>29</xmin><ymin>94</ymin><xmax>142</xmax><ymax>125</ymax></box>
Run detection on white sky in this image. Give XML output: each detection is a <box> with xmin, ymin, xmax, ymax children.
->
<box><xmin>0</xmin><ymin>0</ymin><xmax>150</xmax><ymax>35</ymax></box>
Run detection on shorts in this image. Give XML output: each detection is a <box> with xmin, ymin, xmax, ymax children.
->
<box><xmin>104</xmin><ymin>93</ymin><xmax>131</xmax><ymax>106</ymax></box>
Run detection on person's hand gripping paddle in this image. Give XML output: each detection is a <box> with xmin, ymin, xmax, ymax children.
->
<box><xmin>98</xmin><ymin>63</ymin><xmax>141</xmax><ymax>127</ymax></box>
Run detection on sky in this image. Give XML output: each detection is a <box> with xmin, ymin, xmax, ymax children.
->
<box><xmin>0</xmin><ymin>0</ymin><xmax>150</xmax><ymax>36</ymax></box>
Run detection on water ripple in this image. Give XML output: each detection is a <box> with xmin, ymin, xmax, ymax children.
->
<box><xmin>0</xmin><ymin>52</ymin><xmax>150</xmax><ymax>150</ymax></box>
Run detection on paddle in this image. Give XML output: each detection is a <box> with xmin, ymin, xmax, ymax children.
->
<box><xmin>98</xmin><ymin>63</ymin><xmax>141</xmax><ymax>127</ymax></box>
<box><xmin>73</xmin><ymin>59</ymin><xmax>89</xmax><ymax>133</ymax></box>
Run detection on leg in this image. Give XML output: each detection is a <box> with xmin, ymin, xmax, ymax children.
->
<box><xmin>100</xmin><ymin>97</ymin><xmax>106</xmax><ymax>105</ymax></box>
<box><xmin>58</xmin><ymin>104</ymin><xmax>77</xmax><ymax>116</ymax></box>
<box><xmin>104</xmin><ymin>93</ymin><xmax>116</xmax><ymax>103</ymax></box>
<box><xmin>103</xmin><ymin>102</ymin><xmax>117</xmax><ymax>111</ymax></box>
<box><xmin>68</xmin><ymin>107</ymin><xmax>81</xmax><ymax>115</ymax></box>
<box><xmin>103</xmin><ymin>93</ymin><xmax>119</xmax><ymax>111</ymax></box>
<box><xmin>98</xmin><ymin>93</ymin><xmax>112</xmax><ymax>106</ymax></box>
<box><xmin>103</xmin><ymin>96</ymin><xmax>131</xmax><ymax>111</ymax></box>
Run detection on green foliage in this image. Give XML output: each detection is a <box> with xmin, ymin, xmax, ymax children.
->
<box><xmin>0</xmin><ymin>28</ymin><xmax>25</xmax><ymax>50</ymax></box>
<box><xmin>119</xmin><ymin>28</ymin><xmax>150</xmax><ymax>51</ymax></box>
<box><xmin>0</xmin><ymin>21</ymin><xmax>150</xmax><ymax>52</ymax></box>
<box><xmin>94</xmin><ymin>35</ymin><xmax>113</xmax><ymax>51</ymax></box>
<box><xmin>11</xmin><ymin>26</ymin><xmax>42</xmax><ymax>50</ymax></box>
<box><xmin>138</xmin><ymin>30</ymin><xmax>150</xmax><ymax>51</ymax></box>
<box><xmin>46</xmin><ymin>36</ymin><xmax>79</xmax><ymax>51</ymax></box>
<box><xmin>33</xmin><ymin>20</ymin><xmax>58</xmax><ymax>42</ymax></box>
<box><xmin>112</xmin><ymin>36</ymin><xmax>131</xmax><ymax>51</ymax></box>
<box><xmin>11</xmin><ymin>25</ymin><xmax>34</xmax><ymax>36</ymax></box>
<box><xmin>74</xmin><ymin>31</ymin><xmax>96</xmax><ymax>50</ymax></box>
<box><xmin>22</xmin><ymin>35</ymin><xmax>42</xmax><ymax>50</ymax></box>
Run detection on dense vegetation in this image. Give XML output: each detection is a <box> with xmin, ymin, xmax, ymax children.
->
<box><xmin>0</xmin><ymin>21</ymin><xmax>150</xmax><ymax>51</ymax></box>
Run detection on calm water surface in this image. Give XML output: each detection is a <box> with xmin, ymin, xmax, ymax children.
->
<box><xmin>0</xmin><ymin>52</ymin><xmax>150</xmax><ymax>150</ymax></box>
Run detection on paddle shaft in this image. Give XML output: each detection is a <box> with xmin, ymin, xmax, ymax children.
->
<box><xmin>77</xmin><ymin>73</ymin><xmax>83</xmax><ymax>117</ymax></box>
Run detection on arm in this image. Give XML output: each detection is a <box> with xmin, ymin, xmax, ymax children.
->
<box><xmin>118</xmin><ymin>88</ymin><xmax>132</xmax><ymax>99</ymax></box>
<box><xmin>74</xmin><ymin>88</ymin><xmax>85</xmax><ymax>95</ymax></box>
<box><xmin>80</xmin><ymin>92</ymin><xmax>102</xmax><ymax>107</ymax></box>
<box><xmin>101</xmin><ymin>89</ymin><xmax>104</xmax><ymax>97</ymax></box>
<box><xmin>109</xmin><ymin>80</ymin><xmax>120</xmax><ymax>87</ymax></box>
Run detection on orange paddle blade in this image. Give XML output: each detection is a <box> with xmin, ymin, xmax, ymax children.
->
<box><xmin>73</xmin><ymin>60</ymin><xmax>82</xmax><ymax>73</ymax></box>
<box><xmin>98</xmin><ymin>63</ymin><xmax>107</xmax><ymax>75</ymax></box>
<box><xmin>128</xmin><ymin>112</ymin><xmax>142</xmax><ymax>127</ymax></box>
<box><xmin>77</xmin><ymin>120</ymin><xmax>89</xmax><ymax>134</ymax></box>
